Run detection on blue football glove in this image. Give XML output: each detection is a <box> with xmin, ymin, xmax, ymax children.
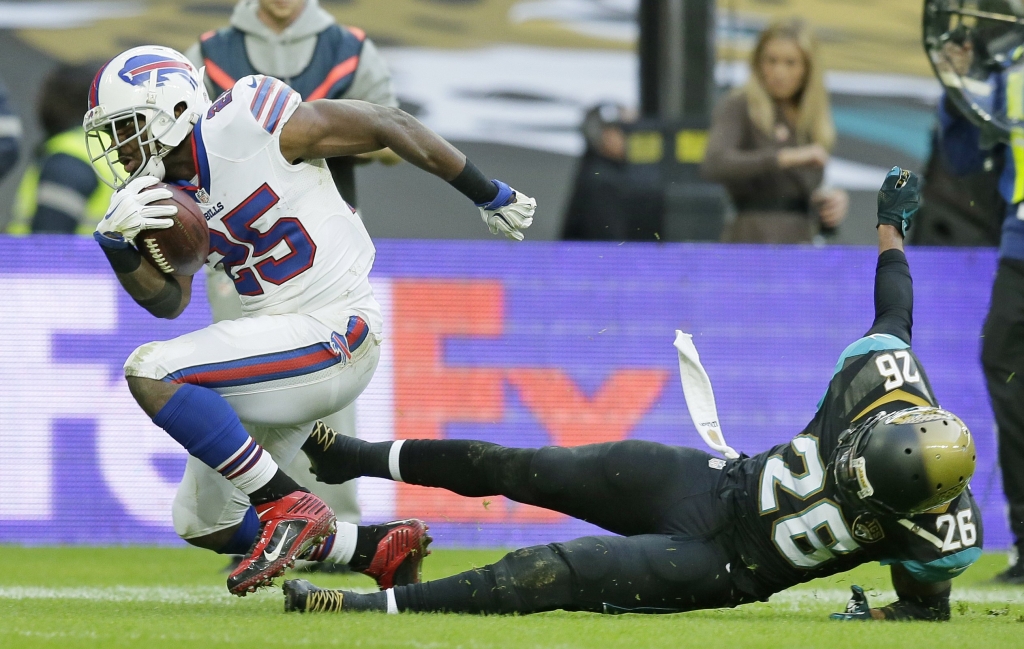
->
<box><xmin>829</xmin><ymin>585</ymin><xmax>874</xmax><ymax>621</ymax></box>
<box><xmin>876</xmin><ymin>166</ymin><xmax>920</xmax><ymax>237</ymax></box>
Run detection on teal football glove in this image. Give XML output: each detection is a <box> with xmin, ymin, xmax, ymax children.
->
<box><xmin>876</xmin><ymin>166</ymin><xmax>920</xmax><ymax>237</ymax></box>
<box><xmin>829</xmin><ymin>585</ymin><xmax>873</xmax><ymax>621</ymax></box>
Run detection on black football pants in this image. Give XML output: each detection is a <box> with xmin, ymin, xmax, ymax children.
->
<box><xmin>981</xmin><ymin>258</ymin><xmax>1024</xmax><ymax>548</ymax></box>
<box><xmin>389</xmin><ymin>440</ymin><xmax>749</xmax><ymax>614</ymax></box>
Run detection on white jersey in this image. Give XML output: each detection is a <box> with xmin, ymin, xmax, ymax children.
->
<box><xmin>193</xmin><ymin>75</ymin><xmax>381</xmax><ymax>332</ymax></box>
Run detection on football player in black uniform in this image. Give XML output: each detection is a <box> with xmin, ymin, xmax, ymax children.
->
<box><xmin>287</xmin><ymin>167</ymin><xmax>981</xmax><ymax>620</ymax></box>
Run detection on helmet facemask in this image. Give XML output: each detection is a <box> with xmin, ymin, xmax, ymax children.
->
<box><xmin>84</xmin><ymin>104</ymin><xmax>178</xmax><ymax>190</ymax></box>
<box><xmin>833</xmin><ymin>407</ymin><xmax>976</xmax><ymax>518</ymax></box>
<box><xmin>833</xmin><ymin>413</ymin><xmax>897</xmax><ymax>517</ymax></box>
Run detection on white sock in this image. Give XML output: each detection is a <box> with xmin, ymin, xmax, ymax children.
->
<box><xmin>329</xmin><ymin>522</ymin><xmax>358</xmax><ymax>564</ymax></box>
<box><xmin>214</xmin><ymin>437</ymin><xmax>279</xmax><ymax>495</ymax></box>
<box><xmin>388</xmin><ymin>439</ymin><xmax>405</xmax><ymax>482</ymax></box>
<box><xmin>385</xmin><ymin>588</ymin><xmax>398</xmax><ymax>614</ymax></box>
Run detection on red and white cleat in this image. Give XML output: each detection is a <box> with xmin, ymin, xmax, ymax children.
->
<box><xmin>362</xmin><ymin>519</ymin><xmax>432</xmax><ymax>590</ymax></box>
<box><xmin>227</xmin><ymin>491</ymin><xmax>336</xmax><ymax>596</ymax></box>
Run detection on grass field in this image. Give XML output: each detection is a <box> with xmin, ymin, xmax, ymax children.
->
<box><xmin>2</xmin><ymin>547</ymin><xmax>1023</xmax><ymax>648</ymax></box>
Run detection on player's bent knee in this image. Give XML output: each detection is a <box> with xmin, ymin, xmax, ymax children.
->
<box><xmin>124</xmin><ymin>342</ymin><xmax>185</xmax><ymax>417</ymax></box>
<box><xmin>179</xmin><ymin>527</ymin><xmax>239</xmax><ymax>551</ymax></box>
<box><xmin>171</xmin><ymin>497</ymin><xmax>207</xmax><ymax>542</ymax></box>
<box><xmin>552</xmin><ymin>536</ymin><xmax>616</xmax><ymax>583</ymax></box>
<box><xmin>530</xmin><ymin>446</ymin><xmax>584</xmax><ymax>495</ymax></box>
<box><xmin>125</xmin><ymin>374</ymin><xmax>181</xmax><ymax>417</ymax></box>
<box><xmin>491</xmin><ymin>544</ymin><xmax>576</xmax><ymax>614</ymax></box>
<box><xmin>172</xmin><ymin>503</ymin><xmax>243</xmax><ymax>552</ymax></box>
<box><xmin>123</xmin><ymin>341</ymin><xmax>165</xmax><ymax>379</ymax></box>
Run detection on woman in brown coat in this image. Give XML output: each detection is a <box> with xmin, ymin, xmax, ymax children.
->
<box><xmin>703</xmin><ymin>20</ymin><xmax>848</xmax><ymax>243</ymax></box>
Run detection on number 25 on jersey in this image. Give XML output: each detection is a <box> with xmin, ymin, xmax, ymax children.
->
<box><xmin>209</xmin><ymin>183</ymin><xmax>317</xmax><ymax>296</ymax></box>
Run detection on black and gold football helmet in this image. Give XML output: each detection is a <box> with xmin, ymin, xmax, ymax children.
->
<box><xmin>833</xmin><ymin>407</ymin><xmax>976</xmax><ymax>517</ymax></box>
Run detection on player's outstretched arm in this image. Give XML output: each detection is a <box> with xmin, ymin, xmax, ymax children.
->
<box><xmin>280</xmin><ymin>100</ymin><xmax>536</xmax><ymax>240</ymax></box>
<box><xmin>882</xmin><ymin>563</ymin><xmax>952</xmax><ymax>620</ymax></box>
<box><xmin>864</xmin><ymin>167</ymin><xmax>920</xmax><ymax>344</ymax></box>
<box><xmin>280</xmin><ymin>100</ymin><xmax>464</xmax><ymax>177</ymax></box>
<box><xmin>94</xmin><ymin>177</ymin><xmax>193</xmax><ymax>319</ymax></box>
<box><xmin>830</xmin><ymin>565</ymin><xmax>951</xmax><ymax>621</ymax></box>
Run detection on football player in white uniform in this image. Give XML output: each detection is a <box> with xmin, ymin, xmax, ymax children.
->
<box><xmin>83</xmin><ymin>45</ymin><xmax>537</xmax><ymax>596</ymax></box>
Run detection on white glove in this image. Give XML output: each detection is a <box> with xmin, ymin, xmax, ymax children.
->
<box><xmin>94</xmin><ymin>176</ymin><xmax>176</xmax><ymax>247</ymax></box>
<box><xmin>478</xmin><ymin>182</ymin><xmax>536</xmax><ymax>241</ymax></box>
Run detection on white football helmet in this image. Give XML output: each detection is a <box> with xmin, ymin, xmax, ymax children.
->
<box><xmin>84</xmin><ymin>46</ymin><xmax>210</xmax><ymax>190</ymax></box>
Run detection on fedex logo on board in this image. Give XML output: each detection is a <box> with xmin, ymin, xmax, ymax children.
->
<box><xmin>370</xmin><ymin>279</ymin><xmax>670</xmax><ymax>524</ymax></box>
<box><xmin>0</xmin><ymin>272</ymin><xmax>669</xmax><ymax>539</ymax></box>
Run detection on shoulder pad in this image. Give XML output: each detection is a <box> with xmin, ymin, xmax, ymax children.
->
<box><xmin>235</xmin><ymin>76</ymin><xmax>300</xmax><ymax>135</ymax></box>
<box><xmin>200</xmin><ymin>76</ymin><xmax>300</xmax><ymax>159</ymax></box>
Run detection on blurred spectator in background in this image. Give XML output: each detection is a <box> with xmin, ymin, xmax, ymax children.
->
<box><xmin>561</xmin><ymin>103</ymin><xmax>664</xmax><ymax>241</ymax></box>
<box><xmin>912</xmin><ymin>121</ymin><xmax>1004</xmax><ymax>246</ymax></box>
<box><xmin>185</xmin><ymin>0</ymin><xmax>402</xmax><ymax>551</ymax></box>
<box><xmin>0</xmin><ymin>74</ymin><xmax>22</xmax><ymax>185</ymax></box>
<box><xmin>6</xmin><ymin>63</ymin><xmax>111</xmax><ymax>235</ymax></box>
<box><xmin>702</xmin><ymin>20</ymin><xmax>847</xmax><ymax>243</ymax></box>
<box><xmin>185</xmin><ymin>0</ymin><xmax>399</xmax><ymax>208</ymax></box>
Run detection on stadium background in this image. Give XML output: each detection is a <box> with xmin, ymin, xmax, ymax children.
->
<box><xmin>0</xmin><ymin>238</ymin><xmax>1008</xmax><ymax>548</ymax></box>
<box><xmin>0</xmin><ymin>0</ymin><xmax>1007</xmax><ymax>549</ymax></box>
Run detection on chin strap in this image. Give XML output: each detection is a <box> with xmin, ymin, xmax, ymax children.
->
<box><xmin>137</xmin><ymin>149</ymin><xmax>167</xmax><ymax>182</ymax></box>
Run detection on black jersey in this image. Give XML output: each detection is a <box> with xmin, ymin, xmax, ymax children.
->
<box><xmin>726</xmin><ymin>335</ymin><xmax>983</xmax><ymax>599</ymax></box>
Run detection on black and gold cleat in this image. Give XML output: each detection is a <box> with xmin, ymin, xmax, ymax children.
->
<box><xmin>302</xmin><ymin>420</ymin><xmax>367</xmax><ymax>485</ymax></box>
<box><xmin>284</xmin><ymin>579</ymin><xmax>389</xmax><ymax>613</ymax></box>
<box><xmin>284</xmin><ymin>579</ymin><xmax>341</xmax><ymax>613</ymax></box>
<box><xmin>308</xmin><ymin>421</ymin><xmax>339</xmax><ymax>452</ymax></box>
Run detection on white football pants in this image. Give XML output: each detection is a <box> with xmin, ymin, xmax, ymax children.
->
<box><xmin>125</xmin><ymin>283</ymin><xmax>379</xmax><ymax>539</ymax></box>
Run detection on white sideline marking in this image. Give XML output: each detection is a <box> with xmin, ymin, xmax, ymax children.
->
<box><xmin>1</xmin><ymin>585</ymin><xmax>1021</xmax><ymax>609</ymax></box>
<box><xmin>0</xmin><ymin>586</ymin><xmax>231</xmax><ymax>604</ymax></box>
<box><xmin>0</xmin><ymin>585</ymin><xmax>379</xmax><ymax>603</ymax></box>
<box><xmin>768</xmin><ymin>588</ymin><xmax>1024</xmax><ymax>609</ymax></box>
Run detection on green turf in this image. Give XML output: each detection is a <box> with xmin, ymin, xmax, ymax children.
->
<box><xmin>1</xmin><ymin>547</ymin><xmax>1023</xmax><ymax>648</ymax></box>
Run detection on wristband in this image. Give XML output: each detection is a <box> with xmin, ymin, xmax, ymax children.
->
<box><xmin>477</xmin><ymin>180</ymin><xmax>515</xmax><ymax>211</ymax></box>
<box><xmin>136</xmin><ymin>275</ymin><xmax>183</xmax><ymax>318</ymax></box>
<box><xmin>449</xmin><ymin>159</ymin><xmax>499</xmax><ymax>205</ymax></box>
<box><xmin>98</xmin><ymin>240</ymin><xmax>143</xmax><ymax>274</ymax></box>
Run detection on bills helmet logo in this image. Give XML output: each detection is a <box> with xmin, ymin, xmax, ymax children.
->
<box><xmin>118</xmin><ymin>55</ymin><xmax>196</xmax><ymax>90</ymax></box>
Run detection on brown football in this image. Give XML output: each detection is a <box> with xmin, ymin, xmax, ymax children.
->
<box><xmin>136</xmin><ymin>183</ymin><xmax>210</xmax><ymax>276</ymax></box>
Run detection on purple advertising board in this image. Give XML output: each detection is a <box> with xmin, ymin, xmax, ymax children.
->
<box><xmin>0</xmin><ymin>237</ymin><xmax>1008</xmax><ymax>549</ymax></box>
